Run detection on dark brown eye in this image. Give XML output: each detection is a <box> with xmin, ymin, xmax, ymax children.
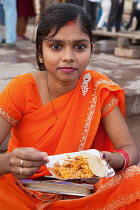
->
<box><xmin>75</xmin><ymin>44</ymin><xmax>86</xmax><ymax>50</ymax></box>
<box><xmin>51</xmin><ymin>44</ymin><xmax>61</xmax><ymax>50</ymax></box>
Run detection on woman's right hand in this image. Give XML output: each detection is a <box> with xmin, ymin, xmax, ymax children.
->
<box><xmin>9</xmin><ymin>147</ymin><xmax>49</xmax><ymax>179</ymax></box>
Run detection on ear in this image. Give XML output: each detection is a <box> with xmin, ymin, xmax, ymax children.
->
<box><xmin>39</xmin><ymin>56</ymin><xmax>44</xmax><ymax>63</ymax></box>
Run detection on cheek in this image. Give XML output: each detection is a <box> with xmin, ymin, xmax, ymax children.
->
<box><xmin>43</xmin><ymin>55</ymin><xmax>59</xmax><ymax>71</ymax></box>
<box><xmin>43</xmin><ymin>53</ymin><xmax>56</xmax><ymax>65</ymax></box>
<box><xmin>80</xmin><ymin>53</ymin><xmax>90</xmax><ymax>64</ymax></box>
<box><xmin>42</xmin><ymin>47</ymin><xmax>53</xmax><ymax>61</ymax></box>
<box><xmin>43</xmin><ymin>59</ymin><xmax>53</xmax><ymax>70</ymax></box>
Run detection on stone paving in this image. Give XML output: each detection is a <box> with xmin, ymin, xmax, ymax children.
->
<box><xmin>0</xmin><ymin>24</ymin><xmax>140</xmax><ymax>152</ymax></box>
<box><xmin>0</xmin><ymin>43</ymin><xmax>36</xmax><ymax>92</ymax></box>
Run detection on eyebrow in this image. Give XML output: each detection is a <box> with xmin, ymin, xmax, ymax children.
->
<box><xmin>45</xmin><ymin>39</ymin><xmax>90</xmax><ymax>43</ymax></box>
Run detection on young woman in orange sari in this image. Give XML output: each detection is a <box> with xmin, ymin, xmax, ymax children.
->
<box><xmin>0</xmin><ymin>3</ymin><xmax>140</xmax><ymax>210</ymax></box>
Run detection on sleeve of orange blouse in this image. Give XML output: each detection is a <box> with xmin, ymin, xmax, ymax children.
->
<box><xmin>0</xmin><ymin>75</ymin><xmax>25</xmax><ymax>125</ymax></box>
<box><xmin>101</xmin><ymin>92</ymin><xmax>118</xmax><ymax>118</ymax></box>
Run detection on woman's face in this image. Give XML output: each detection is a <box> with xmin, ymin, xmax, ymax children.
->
<box><xmin>42</xmin><ymin>20</ymin><xmax>91</xmax><ymax>86</ymax></box>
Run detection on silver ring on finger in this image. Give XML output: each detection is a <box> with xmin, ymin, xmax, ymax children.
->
<box><xmin>20</xmin><ymin>167</ymin><xmax>23</xmax><ymax>175</ymax></box>
<box><xmin>20</xmin><ymin>159</ymin><xmax>24</xmax><ymax>168</ymax></box>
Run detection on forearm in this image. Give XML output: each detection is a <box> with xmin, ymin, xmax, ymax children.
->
<box><xmin>101</xmin><ymin>105</ymin><xmax>139</xmax><ymax>170</ymax></box>
<box><xmin>0</xmin><ymin>153</ymin><xmax>11</xmax><ymax>175</ymax></box>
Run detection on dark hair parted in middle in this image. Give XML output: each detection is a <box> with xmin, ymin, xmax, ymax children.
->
<box><xmin>36</xmin><ymin>3</ymin><xmax>92</xmax><ymax>71</ymax></box>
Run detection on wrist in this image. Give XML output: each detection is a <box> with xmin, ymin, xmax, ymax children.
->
<box><xmin>112</xmin><ymin>149</ymin><xmax>129</xmax><ymax>173</ymax></box>
<box><xmin>0</xmin><ymin>153</ymin><xmax>11</xmax><ymax>175</ymax></box>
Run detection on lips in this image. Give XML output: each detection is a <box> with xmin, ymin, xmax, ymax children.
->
<box><xmin>58</xmin><ymin>67</ymin><xmax>77</xmax><ymax>72</ymax></box>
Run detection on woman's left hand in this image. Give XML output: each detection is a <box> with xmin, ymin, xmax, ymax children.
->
<box><xmin>100</xmin><ymin>151</ymin><xmax>125</xmax><ymax>171</ymax></box>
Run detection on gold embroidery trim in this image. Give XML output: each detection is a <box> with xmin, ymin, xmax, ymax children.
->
<box><xmin>0</xmin><ymin>107</ymin><xmax>18</xmax><ymax>125</ymax></box>
<box><xmin>81</xmin><ymin>73</ymin><xmax>91</xmax><ymax>97</ymax></box>
<box><xmin>101</xmin><ymin>96</ymin><xmax>118</xmax><ymax>116</ymax></box>
<box><xmin>78</xmin><ymin>76</ymin><xmax>118</xmax><ymax>151</ymax></box>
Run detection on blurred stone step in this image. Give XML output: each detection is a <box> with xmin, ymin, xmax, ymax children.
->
<box><xmin>126</xmin><ymin>92</ymin><xmax>140</xmax><ymax>118</ymax></box>
<box><xmin>114</xmin><ymin>47</ymin><xmax>140</xmax><ymax>59</ymax></box>
<box><xmin>126</xmin><ymin>115</ymin><xmax>140</xmax><ymax>151</ymax></box>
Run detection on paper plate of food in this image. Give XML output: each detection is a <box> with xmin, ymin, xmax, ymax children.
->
<box><xmin>46</xmin><ymin>149</ymin><xmax>115</xmax><ymax>184</ymax></box>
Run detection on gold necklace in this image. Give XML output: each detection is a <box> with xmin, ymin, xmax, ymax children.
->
<box><xmin>46</xmin><ymin>74</ymin><xmax>58</xmax><ymax>121</ymax></box>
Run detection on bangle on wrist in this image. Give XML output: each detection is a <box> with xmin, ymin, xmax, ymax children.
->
<box><xmin>112</xmin><ymin>149</ymin><xmax>129</xmax><ymax>172</ymax></box>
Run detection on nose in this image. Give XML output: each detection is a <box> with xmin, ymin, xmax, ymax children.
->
<box><xmin>62</xmin><ymin>48</ymin><xmax>75</xmax><ymax>62</ymax></box>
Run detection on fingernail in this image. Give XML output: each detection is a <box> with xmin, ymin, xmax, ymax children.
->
<box><xmin>42</xmin><ymin>152</ymin><xmax>48</xmax><ymax>156</ymax></box>
<box><xmin>102</xmin><ymin>154</ymin><xmax>106</xmax><ymax>159</ymax></box>
<box><xmin>43</xmin><ymin>156</ymin><xmax>49</xmax><ymax>161</ymax></box>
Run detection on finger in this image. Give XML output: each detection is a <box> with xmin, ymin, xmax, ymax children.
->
<box><xmin>13</xmin><ymin>148</ymin><xmax>48</xmax><ymax>161</ymax></box>
<box><xmin>19</xmin><ymin>167</ymin><xmax>39</xmax><ymax>177</ymax></box>
<box><xmin>22</xmin><ymin>151</ymin><xmax>48</xmax><ymax>161</ymax></box>
<box><xmin>18</xmin><ymin>159</ymin><xmax>47</xmax><ymax>168</ymax></box>
<box><xmin>12</xmin><ymin>166</ymin><xmax>40</xmax><ymax>179</ymax></box>
<box><xmin>100</xmin><ymin>151</ymin><xmax>112</xmax><ymax>161</ymax></box>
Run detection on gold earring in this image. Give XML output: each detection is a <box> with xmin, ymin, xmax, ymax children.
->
<box><xmin>39</xmin><ymin>57</ymin><xmax>43</xmax><ymax>63</ymax></box>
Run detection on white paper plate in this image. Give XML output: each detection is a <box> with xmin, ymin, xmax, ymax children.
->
<box><xmin>46</xmin><ymin>149</ymin><xmax>115</xmax><ymax>179</ymax></box>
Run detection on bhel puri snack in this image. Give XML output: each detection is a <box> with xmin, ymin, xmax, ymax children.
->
<box><xmin>48</xmin><ymin>152</ymin><xmax>106</xmax><ymax>179</ymax></box>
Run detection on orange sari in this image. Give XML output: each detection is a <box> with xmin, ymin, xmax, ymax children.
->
<box><xmin>0</xmin><ymin>70</ymin><xmax>140</xmax><ymax>209</ymax></box>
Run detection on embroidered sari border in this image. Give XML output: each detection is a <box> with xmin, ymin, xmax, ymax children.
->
<box><xmin>101</xmin><ymin>97</ymin><xmax>118</xmax><ymax>116</ymax></box>
<box><xmin>78</xmin><ymin>74</ymin><xmax>121</xmax><ymax>151</ymax></box>
<box><xmin>0</xmin><ymin>107</ymin><xmax>18</xmax><ymax>125</ymax></box>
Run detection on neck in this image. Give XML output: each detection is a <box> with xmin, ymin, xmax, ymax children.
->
<box><xmin>46</xmin><ymin>75</ymin><xmax>58</xmax><ymax>120</ymax></box>
<box><xmin>46</xmin><ymin>73</ymin><xmax>78</xmax><ymax>100</ymax></box>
